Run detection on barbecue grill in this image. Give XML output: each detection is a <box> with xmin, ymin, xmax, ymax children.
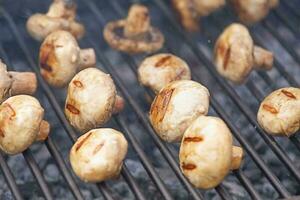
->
<box><xmin>0</xmin><ymin>0</ymin><xmax>300</xmax><ymax>199</ymax></box>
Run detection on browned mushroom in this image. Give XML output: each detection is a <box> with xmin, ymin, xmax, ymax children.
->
<box><xmin>103</xmin><ymin>4</ymin><xmax>164</xmax><ymax>54</ymax></box>
<box><xmin>39</xmin><ymin>30</ymin><xmax>96</xmax><ymax>87</ymax></box>
<box><xmin>172</xmin><ymin>0</ymin><xmax>225</xmax><ymax>31</ymax></box>
<box><xmin>0</xmin><ymin>60</ymin><xmax>37</xmax><ymax>103</ymax></box>
<box><xmin>231</xmin><ymin>0</ymin><xmax>279</xmax><ymax>24</ymax></box>
<box><xmin>214</xmin><ymin>23</ymin><xmax>273</xmax><ymax>83</ymax></box>
<box><xmin>26</xmin><ymin>0</ymin><xmax>85</xmax><ymax>41</ymax></box>
<box><xmin>0</xmin><ymin>95</ymin><xmax>50</xmax><ymax>155</ymax></box>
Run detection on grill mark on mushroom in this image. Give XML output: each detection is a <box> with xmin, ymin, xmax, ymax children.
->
<box><xmin>4</xmin><ymin>103</ymin><xmax>16</xmax><ymax>120</ymax></box>
<box><xmin>184</xmin><ymin>136</ymin><xmax>203</xmax><ymax>142</ymax></box>
<box><xmin>281</xmin><ymin>89</ymin><xmax>296</xmax><ymax>99</ymax></box>
<box><xmin>182</xmin><ymin>163</ymin><xmax>196</xmax><ymax>170</ymax></box>
<box><xmin>262</xmin><ymin>104</ymin><xmax>278</xmax><ymax>114</ymax></box>
<box><xmin>223</xmin><ymin>45</ymin><xmax>231</xmax><ymax>70</ymax></box>
<box><xmin>155</xmin><ymin>55</ymin><xmax>172</xmax><ymax>67</ymax></box>
<box><xmin>73</xmin><ymin>80</ymin><xmax>83</xmax><ymax>88</ymax></box>
<box><xmin>75</xmin><ymin>132</ymin><xmax>92</xmax><ymax>151</ymax></box>
<box><xmin>174</xmin><ymin>69</ymin><xmax>186</xmax><ymax>81</ymax></box>
<box><xmin>0</xmin><ymin>129</ymin><xmax>4</xmax><ymax>138</ymax></box>
<box><xmin>40</xmin><ymin>43</ymin><xmax>55</xmax><ymax>72</ymax></box>
<box><xmin>66</xmin><ymin>103</ymin><xmax>80</xmax><ymax>115</ymax></box>
<box><xmin>151</xmin><ymin>88</ymin><xmax>175</xmax><ymax>123</ymax></box>
<box><xmin>92</xmin><ymin>142</ymin><xmax>105</xmax><ymax>155</ymax></box>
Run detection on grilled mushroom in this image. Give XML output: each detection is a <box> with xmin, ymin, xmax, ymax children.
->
<box><xmin>214</xmin><ymin>23</ymin><xmax>273</xmax><ymax>83</ymax></box>
<box><xmin>39</xmin><ymin>30</ymin><xmax>96</xmax><ymax>87</ymax></box>
<box><xmin>138</xmin><ymin>53</ymin><xmax>191</xmax><ymax>93</ymax></box>
<box><xmin>179</xmin><ymin>116</ymin><xmax>243</xmax><ymax>189</ymax></box>
<box><xmin>26</xmin><ymin>0</ymin><xmax>85</xmax><ymax>41</ymax></box>
<box><xmin>65</xmin><ymin>68</ymin><xmax>124</xmax><ymax>132</ymax></box>
<box><xmin>0</xmin><ymin>60</ymin><xmax>37</xmax><ymax>103</ymax></box>
<box><xmin>231</xmin><ymin>0</ymin><xmax>279</xmax><ymax>24</ymax></box>
<box><xmin>172</xmin><ymin>0</ymin><xmax>225</xmax><ymax>31</ymax></box>
<box><xmin>0</xmin><ymin>95</ymin><xmax>50</xmax><ymax>155</ymax></box>
<box><xmin>149</xmin><ymin>80</ymin><xmax>210</xmax><ymax>142</ymax></box>
<box><xmin>257</xmin><ymin>87</ymin><xmax>300</xmax><ymax>137</ymax></box>
<box><xmin>70</xmin><ymin>128</ymin><xmax>128</xmax><ymax>182</ymax></box>
<box><xmin>103</xmin><ymin>4</ymin><xmax>164</xmax><ymax>54</ymax></box>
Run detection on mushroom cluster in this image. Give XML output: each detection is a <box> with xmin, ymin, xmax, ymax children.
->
<box><xmin>65</xmin><ymin>68</ymin><xmax>124</xmax><ymax>132</ymax></box>
<box><xmin>104</xmin><ymin>4</ymin><xmax>164</xmax><ymax>54</ymax></box>
<box><xmin>138</xmin><ymin>53</ymin><xmax>191</xmax><ymax>93</ymax></box>
<box><xmin>172</xmin><ymin>0</ymin><xmax>225</xmax><ymax>31</ymax></box>
<box><xmin>214</xmin><ymin>23</ymin><xmax>273</xmax><ymax>83</ymax></box>
<box><xmin>0</xmin><ymin>95</ymin><xmax>50</xmax><ymax>155</ymax></box>
<box><xmin>0</xmin><ymin>60</ymin><xmax>37</xmax><ymax>103</ymax></box>
<box><xmin>179</xmin><ymin>116</ymin><xmax>243</xmax><ymax>189</ymax></box>
<box><xmin>257</xmin><ymin>87</ymin><xmax>300</xmax><ymax>137</ymax></box>
<box><xmin>149</xmin><ymin>80</ymin><xmax>210</xmax><ymax>142</ymax></box>
<box><xmin>26</xmin><ymin>0</ymin><xmax>85</xmax><ymax>41</ymax></box>
<box><xmin>231</xmin><ymin>0</ymin><xmax>279</xmax><ymax>24</ymax></box>
<box><xmin>70</xmin><ymin>128</ymin><xmax>128</xmax><ymax>182</ymax></box>
<box><xmin>39</xmin><ymin>30</ymin><xmax>96</xmax><ymax>87</ymax></box>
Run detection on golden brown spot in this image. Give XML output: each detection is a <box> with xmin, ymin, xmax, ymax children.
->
<box><xmin>73</xmin><ymin>80</ymin><xmax>83</xmax><ymax>88</ymax></box>
<box><xmin>155</xmin><ymin>55</ymin><xmax>172</xmax><ymax>67</ymax></box>
<box><xmin>150</xmin><ymin>88</ymin><xmax>175</xmax><ymax>123</ymax></box>
<box><xmin>222</xmin><ymin>45</ymin><xmax>231</xmax><ymax>70</ymax></box>
<box><xmin>39</xmin><ymin>42</ymin><xmax>58</xmax><ymax>73</ymax></box>
<box><xmin>3</xmin><ymin>103</ymin><xmax>16</xmax><ymax>120</ymax></box>
<box><xmin>75</xmin><ymin>132</ymin><xmax>92</xmax><ymax>151</ymax></box>
<box><xmin>184</xmin><ymin>136</ymin><xmax>203</xmax><ymax>142</ymax></box>
<box><xmin>92</xmin><ymin>142</ymin><xmax>105</xmax><ymax>155</ymax></box>
<box><xmin>66</xmin><ymin>103</ymin><xmax>80</xmax><ymax>115</ymax></box>
<box><xmin>263</xmin><ymin>104</ymin><xmax>278</xmax><ymax>114</ymax></box>
<box><xmin>182</xmin><ymin>163</ymin><xmax>196</xmax><ymax>170</ymax></box>
<box><xmin>0</xmin><ymin>129</ymin><xmax>4</xmax><ymax>138</ymax></box>
<box><xmin>281</xmin><ymin>89</ymin><xmax>296</xmax><ymax>99</ymax></box>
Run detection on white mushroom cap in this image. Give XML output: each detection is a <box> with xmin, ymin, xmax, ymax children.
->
<box><xmin>65</xmin><ymin>68</ymin><xmax>117</xmax><ymax>132</ymax></box>
<box><xmin>0</xmin><ymin>95</ymin><xmax>48</xmax><ymax>155</ymax></box>
<box><xmin>149</xmin><ymin>80</ymin><xmax>210</xmax><ymax>142</ymax></box>
<box><xmin>214</xmin><ymin>23</ymin><xmax>273</xmax><ymax>83</ymax></box>
<box><xmin>39</xmin><ymin>30</ymin><xmax>95</xmax><ymax>87</ymax></box>
<box><xmin>257</xmin><ymin>87</ymin><xmax>300</xmax><ymax>137</ymax></box>
<box><xmin>179</xmin><ymin>116</ymin><xmax>239</xmax><ymax>189</ymax></box>
<box><xmin>231</xmin><ymin>0</ymin><xmax>279</xmax><ymax>24</ymax></box>
<box><xmin>138</xmin><ymin>53</ymin><xmax>191</xmax><ymax>93</ymax></box>
<box><xmin>70</xmin><ymin>128</ymin><xmax>128</xmax><ymax>182</ymax></box>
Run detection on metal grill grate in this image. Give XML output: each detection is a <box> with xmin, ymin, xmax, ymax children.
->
<box><xmin>0</xmin><ymin>0</ymin><xmax>300</xmax><ymax>199</ymax></box>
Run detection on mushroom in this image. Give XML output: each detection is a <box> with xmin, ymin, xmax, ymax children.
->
<box><xmin>0</xmin><ymin>60</ymin><xmax>37</xmax><ymax>103</ymax></box>
<box><xmin>257</xmin><ymin>87</ymin><xmax>300</xmax><ymax>137</ymax></box>
<box><xmin>172</xmin><ymin>0</ymin><xmax>225</xmax><ymax>31</ymax></box>
<box><xmin>0</xmin><ymin>95</ymin><xmax>50</xmax><ymax>155</ymax></box>
<box><xmin>231</xmin><ymin>0</ymin><xmax>279</xmax><ymax>24</ymax></box>
<box><xmin>26</xmin><ymin>0</ymin><xmax>85</xmax><ymax>41</ymax></box>
<box><xmin>103</xmin><ymin>4</ymin><xmax>164</xmax><ymax>54</ymax></box>
<box><xmin>179</xmin><ymin>116</ymin><xmax>243</xmax><ymax>189</ymax></box>
<box><xmin>214</xmin><ymin>23</ymin><xmax>273</xmax><ymax>83</ymax></box>
<box><xmin>65</xmin><ymin>68</ymin><xmax>124</xmax><ymax>132</ymax></box>
<box><xmin>39</xmin><ymin>30</ymin><xmax>96</xmax><ymax>87</ymax></box>
<box><xmin>149</xmin><ymin>80</ymin><xmax>210</xmax><ymax>142</ymax></box>
<box><xmin>70</xmin><ymin>128</ymin><xmax>128</xmax><ymax>182</ymax></box>
<box><xmin>138</xmin><ymin>53</ymin><xmax>191</xmax><ymax>93</ymax></box>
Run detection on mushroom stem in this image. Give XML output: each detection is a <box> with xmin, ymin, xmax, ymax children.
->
<box><xmin>253</xmin><ymin>46</ymin><xmax>273</xmax><ymax>70</ymax></box>
<box><xmin>79</xmin><ymin>49</ymin><xmax>96</xmax><ymax>70</ymax></box>
<box><xmin>113</xmin><ymin>95</ymin><xmax>125</xmax><ymax>114</ymax></box>
<box><xmin>36</xmin><ymin>120</ymin><xmax>50</xmax><ymax>141</ymax></box>
<box><xmin>8</xmin><ymin>72</ymin><xmax>37</xmax><ymax>96</ymax></box>
<box><xmin>231</xmin><ymin>146</ymin><xmax>244</xmax><ymax>170</ymax></box>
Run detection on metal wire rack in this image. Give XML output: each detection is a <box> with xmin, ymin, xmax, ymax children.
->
<box><xmin>0</xmin><ymin>0</ymin><xmax>299</xmax><ymax>199</ymax></box>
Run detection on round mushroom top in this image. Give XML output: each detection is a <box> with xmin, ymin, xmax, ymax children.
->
<box><xmin>65</xmin><ymin>68</ymin><xmax>117</xmax><ymax>132</ymax></box>
<box><xmin>70</xmin><ymin>128</ymin><xmax>128</xmax><ymax>182</ymax></box>
<box><xmin>214</xmin><ymin>23</ymin><xmax>254</xmax><ymax>83</ymax></box>
<box><xmin>257</xmin><ymin>87</ymin><xmax>300</xmax><ymax>137</ymax></box>
<box><xmin>138</xmin><ymin>53</ymin><xmax>191</xmax><ymax>93</ymax></box>
<box><xmin>231</xmin><ymin>0</ymin><xmax>279</xmax><ymax>24</ymax></box>
<box><xmin>149</xmin><ymin>80</ymin><xmax>210</xmax><ymax>142</ymax></box>
<box><xmin>0</xmin><ymin>61</ymin><xmax>13</xmax><ymax>103</ymax></box>
<box><xmin>39</xmin><ymin>30</ymin><xmax>80</xmax><ymax>87</ymax></box>
<box><xmin>194</xmin><ymin>0</ymin><xmax>225</xmax><ymax>16</ymax></box>
<box><xmin>0</xmin><ymin>95</ymin><xmax>44</xmax><ymax>155</ymax></box>
<box><xmin>103</xmin><ymin>4</ymin><xmax>164</xmax><ymax>54</ymax></box>
<box><xmin>179</xmin><ymin>116</ymin><xmax>233</xmax><ymax>189</ymax></box>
